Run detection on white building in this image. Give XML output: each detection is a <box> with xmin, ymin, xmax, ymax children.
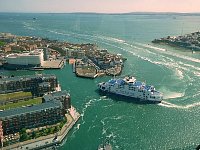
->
<box><xmin>5</xmin><ymin>49</ymin><xmax>44</xmax><ymax>66</ymax></box>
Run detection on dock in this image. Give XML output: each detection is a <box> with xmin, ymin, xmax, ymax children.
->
<box><xmin>39</xmin><ymin>59</ymin><xmax>65</xmax><ymax>69</ymax></box>
<box><xmin>75</xmin><ymin>67</ymin><xmax>98</xmax><ymax>79</ymax></box>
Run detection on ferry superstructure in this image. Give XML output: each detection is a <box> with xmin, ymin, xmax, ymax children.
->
<box><xmin>98</xmin><ymin>76</ymin><xmax>163</xmax><ymax>103</ymax></box>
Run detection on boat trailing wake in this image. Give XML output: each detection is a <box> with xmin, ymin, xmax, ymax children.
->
<box><xmin>23</xmin><ymin>22</ymin><xmax>36</xmax><ymax>30</ymax></box>
<box><xmin>161</xmin><ymin>90</ymin><xmax>185</xmax><ymax>99</ymax></box>
<box><xmin>81</xmin><ymin>98</ymin><xmax>101</xmax><ymax>122</ymax></box>
<box><xmin>70</xmin><ymin>98</ymin><xmax>101</xmax><ymax>138</ymax></box>
<box><xmin>159</xmin><ymin>101</ymin><xmax>200</xmax><ymax>109</ymax></box>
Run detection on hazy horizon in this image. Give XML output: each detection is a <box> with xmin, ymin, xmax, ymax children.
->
<box><xmin>1</xmin><ymin>11</ymin><xmax>200</xmax><ymax>15</ymax></box>
<box><xmin>0</xmin><ymin>0</ymin><xmax>200</xmax><ymax>13</ymax></box>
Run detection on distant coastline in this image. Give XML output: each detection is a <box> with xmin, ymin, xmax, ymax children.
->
<box><xmin>152</xmin><ymin>31</ymin><xmax>200</xmax><ymax>51</ymax></box>
<box><xmin>1</xmin><ymin>12</ymin><xmax>200</xmax><ymax>15</ymax></box>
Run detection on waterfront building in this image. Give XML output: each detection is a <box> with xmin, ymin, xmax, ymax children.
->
<box><xmin>0</xmin><ymin>74</ymin><xmax>58</xmax><ymax>95</ymax></box>
<box><xmin>4</xmin><ymin>49</ymin><xmax>44</xmax><ymax>69</ymax></box>
<box><xmin>0</xmin><ymin>100</ymin><xmax>64</xmax><ymax>135</ymax></box>
<box><xmin>43</xmin><ymin>90</ymin><xmax>71</xmax><ymax>112</ymax></box>
<box><xmin>1</xmin><ymin>46</ymin><xmax>11</xmax><ymax>53</ymax></box>
<box><xmin>0</xmin><ymin>90</ymin><xmax>71</xmax><ymax>135</ymax></box>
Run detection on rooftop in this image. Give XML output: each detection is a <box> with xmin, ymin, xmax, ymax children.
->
<box><xmin>0</xmin><ymin>100</ymin><xmax>62</xmax><ymax>119</ymax></box>
<box><xmin>43</xmin><ymin>90</ymin><xmax>70</xmax><ymax>102</ymax></box>
<box><xmin>6</xmin><ymin>49</ymin><xmax>43</xmax><ymax>58</ymax></box>
<box><xmin>0</xmin><ymin>74</ymin><xmax>56</xmax><ymax>84</ymax></box>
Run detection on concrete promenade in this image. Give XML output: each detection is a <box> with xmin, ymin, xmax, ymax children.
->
<box><xmin>3</xmin><ymin>106</ymin><xmax>80</xmax><ymax>150</ymax></box>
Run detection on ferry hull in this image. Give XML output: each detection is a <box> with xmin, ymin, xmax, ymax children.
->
<box><xmin>98</xmin><ymin>89</ymin><xmax>162</xmax><ymax>104</ymax></box>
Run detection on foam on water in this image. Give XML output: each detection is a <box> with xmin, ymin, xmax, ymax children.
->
<box><xmin>159</xmin><ymin>101</ymin><xmax>200</xmax><ymax>109</ymax></box>
<box><xmin>164</xmin><ymin>92</ymin><xmax>185</xmax><ymax>99</ymax></box>
<box><xmin>192</xmin><ymin>92</ymin><xmax>200</xmax><ymax>98</ymax></box>
<box><xmin>121</xmin><ymin>43</ymin><xmax>200</xmax><ymax>82</ymax></box>
<box><xmin>102</xmin><ymin>104</ymin><xmax>114</xmax><ymax>108</ymax></box>
<box><xmin>100</xmin><ymin>96</ymin><xmax>107</xmax><ymax>99</ymax></box>
<box><xmin>194</xmin><ymin>72</ymin><xmax>200</xmax><ymax>77</ymax></box>
<box><xmin>70</xmin><ymin>98</ymin><xmax>101</xmax><ymax>138</ymax></box>
<box><xmin>159</xmin><ymin>86</ymin><xmax>185</xmax><ymax>100</ymax></box>
<box><xmin>141</xmin><ymin>44</ymin><xmax>200</xmax><ymax>63</ymax></box>
<box><xmin>175</xmin><ymin>68</ymin><xmax>184</xmax><ymax>79</ymax></box>
<box><xmin>23</xmin><ymin>22</ymin><xmax>36</xmax><ymax>30</ymax></box>
<box><xmin>81</xmin><ymin>98</ymin><xmax>101</xmax><ymax>124</ymax></box>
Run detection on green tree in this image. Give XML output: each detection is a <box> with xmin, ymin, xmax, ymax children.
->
<box><xmin>31</xmin><ymin>131</ymin><xmax>36</xmax><ymax>139</ymax></box>
<box><xmin>20</xmin><ymin>128</ymin><xmax>27</xmax><ymax>134</ymax></box>
<box><xmin>3</xmin><ymin>141</ymin><xmax>9</xmax><ymax>147</ymax></box>
<box><xmin>0</xmin><ymin>41</ymin><xmax>5</xmax><ymax>46</ymax></box>
<box><xmin>54</xmin><ymin>126</ymin><xmax>60</xmax><ymax>133</ymax></box>
<box><xmin>50</xmin><ymin>127</ymin><xmax>55</xmax><ymax>134</ymax></box>
<box><xmin>20</xmin><ymin>132</ymin><xmax>29</xmax><ymax>142</ymax></box>
<box><xmin>20</xmin><ymin>128</ymin><xmax>29</xmax><ymax>142</ymax></box>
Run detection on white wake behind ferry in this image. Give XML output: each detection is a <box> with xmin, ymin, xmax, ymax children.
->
<box><xmin>98</xmin><ymin>76</ymin><xmax>163</xmax><ymax>103</ymax></box>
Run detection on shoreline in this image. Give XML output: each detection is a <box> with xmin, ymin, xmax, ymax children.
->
<box><xmin>74</xmin><ymin>59</ymin><xmax>123</xmax><ymax>79</ymax></box>
<box><xmin>3</xmin><ymin>106</ymin><xmax>80</xmax><ymax>150</ymax></box>
<box><xmin>152</xmin><ymin>31</ymin><xmax>200</xmax><ymax>51</ymax></box>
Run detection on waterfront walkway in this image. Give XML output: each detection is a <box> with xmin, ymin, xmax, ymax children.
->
<box><xmin>4</xmin><ymin>106</ymin><xmax>80</xmax><ymax>150</ymax></box>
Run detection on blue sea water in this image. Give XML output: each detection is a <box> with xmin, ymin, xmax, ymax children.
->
<box><xmin>1</xmin><ymin>13</ymin><xmax>200</xmax><ymax>150</ymax></box>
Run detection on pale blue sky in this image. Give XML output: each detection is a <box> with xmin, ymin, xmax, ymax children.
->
<box><xmin>0</xmin><ymin>0</ymin><xmax>199</xmax><ymax>13</ymax></box>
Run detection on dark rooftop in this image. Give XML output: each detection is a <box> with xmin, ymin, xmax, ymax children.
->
<box><xmin>43</xmin><ymin>90</ymin><xmax>70</xmax><ymax>102</ymax></box>
<box><xmin>0</xmin><ymin>100</ymin><xmax>62</xmax><ymax>119</ymax></box>
<box><xmin>0</xmin><ymin>74</ymin><xmax>56</xmax><ymax>84</ymax></box>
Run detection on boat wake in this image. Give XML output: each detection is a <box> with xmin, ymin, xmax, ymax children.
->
<box><xmin>81</xmin><ymin>98</ymin><xmax>101</xmax><ymax>124</ymax></box>
<box><xmin>134</xmin><ymin>42</ymin><xmax>200</xmax><ymax>63</ymax></box>
<box><xmin>22</xmin><ymin>22</ymin><xmax>36</xmax><ymax>31</ymax></box>
<box><xmin>70</xmin><ymin>98</ymin><xmax>101</xmax><ymax>138</ymax></box>
<box><xmin>159</xmin><ymin>101</ymin><xmax>200</xmax><ymax>109</ymax></box>
<box><xmin>163</xmin><ymin>91</ymin><xmax>185</xmax><ymax>100</ymax></box>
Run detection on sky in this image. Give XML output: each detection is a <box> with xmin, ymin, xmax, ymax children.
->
<box><xmin>0</xmin><ymin>0</ymin><xmax>200</xmax><ymax>13</ymax></box>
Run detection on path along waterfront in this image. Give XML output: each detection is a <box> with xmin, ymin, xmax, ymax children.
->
<box><xmin>3</xmin><ymin>107</ymin><xmax>80</xmax><ymax>150</ymax></box>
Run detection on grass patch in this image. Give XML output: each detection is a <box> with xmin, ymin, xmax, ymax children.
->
<box><xmin>0</xmin><ymin>41</ymin><xmax>5</xmax><ymax>46</ymax></box>
<box><xmin>0</xmin><ymin>91</ymin><xmax>32</xmax><ymax>101</ymax></box>
<box><xmin>0</xmin><ymin>97</ymin><xmax>42</xmax><ymax>110</ymax></box>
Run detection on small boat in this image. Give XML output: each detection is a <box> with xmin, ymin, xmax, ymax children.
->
<box><xmin>98</xmin><ymin>140</ymin><xmax>112</xmax><ymax>150</ymax></box>
<box><xmin>98</xmin><ymin>141</ymin><xmax>112</xmax><ymax>150</ymax></box>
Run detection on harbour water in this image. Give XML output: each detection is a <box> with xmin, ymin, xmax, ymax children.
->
<box><xmin>1</xmin><ymin>13</ymin><xmax>200</xmax><ymax>149</ymax></box>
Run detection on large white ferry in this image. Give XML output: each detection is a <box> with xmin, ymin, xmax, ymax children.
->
<box><xmin>98</xmin><ymin>76</ymin><xmax>163</xmax><ymax>103</ymax></box>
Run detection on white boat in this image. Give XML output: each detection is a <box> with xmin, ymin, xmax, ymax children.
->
<box><xmin>98</xmin><ymin>141</ymin><xmax>112</xmax><ymax>150</ymax></box>
<box><xmin>98</xmin><ymin>76</ymin><xmax>163</xmax><ymax>103</ymax></box>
